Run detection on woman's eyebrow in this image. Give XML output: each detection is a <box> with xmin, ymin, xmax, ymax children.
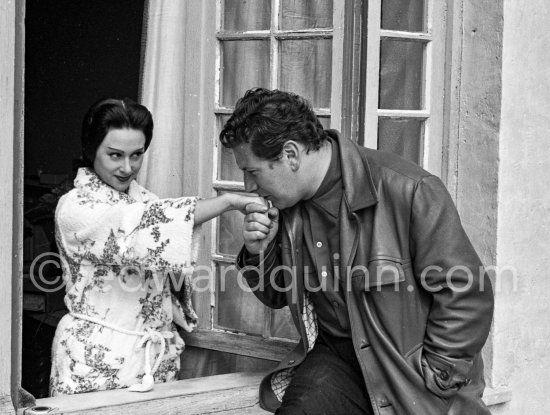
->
<box><xmin>107</xmin><ymin>147</ymin><xmax>145</xmax><ymax>152</ymax></box>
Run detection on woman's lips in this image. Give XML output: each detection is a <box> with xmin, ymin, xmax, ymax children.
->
<box><xmin>115</xmin><ymin>175</ymin><xmax>132</xmax><ymax>182</ymax></box>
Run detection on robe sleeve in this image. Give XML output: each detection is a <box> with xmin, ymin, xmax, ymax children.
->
<box><xmin>55</xmin><ymin>190</ymin><xmax>200</xmax><ymax>273</ymax></box>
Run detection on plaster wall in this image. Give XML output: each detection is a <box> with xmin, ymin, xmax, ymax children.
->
<box><xmin>449</xmin><ymin>0</ymin><xmax>503</xmax><ymax>386</ymax></box>
<box><xmin>490</xmin><ymin>0</ymin><xmax>550</xmax><ymax>413</ymax></box>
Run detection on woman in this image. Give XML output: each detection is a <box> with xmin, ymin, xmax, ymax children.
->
<box><xmin>50</xmin><ymin>98</ymin><xmax>267</xmax><ymax>395</ymax></box>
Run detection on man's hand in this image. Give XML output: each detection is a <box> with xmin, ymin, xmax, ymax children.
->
<box><xmin>243</xmin><ymin>203</ymin><xmax>279</xmax><ymax>255</ymax></box>
<box><xmin>226</xmin><ymin>192</ymin><xmax>267</xmax><ymax>214</ymax></box>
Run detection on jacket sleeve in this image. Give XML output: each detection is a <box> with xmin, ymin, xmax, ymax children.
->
<box><xmin>235</xmin><ymin>237</ymin><xmax>289</xmax><ymax>309</ymax></box>
<box><xmin>410</xmin><ymin>175</ymin><xmax>494</xmax><ymax>397</ymax></box>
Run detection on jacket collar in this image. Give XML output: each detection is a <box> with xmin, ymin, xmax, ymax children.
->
<box><xmin>307</xmin><ymin>137</ymin><xmax>341</xmax><ymax>218</ymax></box>
<box><xmin>325</xmin><ymin>130</ymin><xmax>378</xmax><ymax>212</ymax></box>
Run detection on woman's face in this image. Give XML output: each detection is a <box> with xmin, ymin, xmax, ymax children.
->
<box><xmin>93</xmin><ymin>128</ymin><xmax>146</xmax><ymax>192</ymax></box>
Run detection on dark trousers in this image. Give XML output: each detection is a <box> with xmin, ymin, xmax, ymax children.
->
<box><xmin>275</xmin><ymin>331</ymin><xmax>373</xmax><ymax>415</ymax></box>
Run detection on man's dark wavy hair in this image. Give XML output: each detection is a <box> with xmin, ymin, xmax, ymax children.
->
<box><xmin>219</xmin><ymin>88</ymin><xmax>328</xmax><ymax>160</ymax></box>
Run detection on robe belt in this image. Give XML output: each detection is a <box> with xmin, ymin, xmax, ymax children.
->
<box><xmin>70</xmin><ymin>312</ymin><xmax>174</xmax><ymax>392</ymax></box>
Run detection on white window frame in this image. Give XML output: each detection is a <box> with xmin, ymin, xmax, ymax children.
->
<box><xmin>187</xmin><ymin>0</ymin><xmax>363</xmax><ymax>361</ymax></box>
<box><xmin>362</xmin><ymin>0</ymin><xmax>447</xmax><ymax>176</ymax></box>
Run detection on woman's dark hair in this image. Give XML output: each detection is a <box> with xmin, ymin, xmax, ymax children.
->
<box><xmin>81</xmin><ymin>97</ymin><xmax>154</xmax><ymax>167</ymax></box>
<box><xmin>219</xmin><ymin>88</ymin><xmax>327</xmax><ymax>160</ymax></box>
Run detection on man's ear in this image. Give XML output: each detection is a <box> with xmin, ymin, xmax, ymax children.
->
<box><xmin>282</xmin><ymin>141</ymin><xmax>301</xmax><ymax>171</ymax></box>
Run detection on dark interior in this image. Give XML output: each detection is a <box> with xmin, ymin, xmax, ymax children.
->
<box><xmin>23</xmin><ymin>0</ymin><xmax>144</xmax><ymax>398</ymax></box>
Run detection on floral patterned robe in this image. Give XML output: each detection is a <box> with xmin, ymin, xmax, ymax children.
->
<box><xmin>50</xmin><ymin>168</ymin><xmax>200</xmax><ymax>396</ymax></box>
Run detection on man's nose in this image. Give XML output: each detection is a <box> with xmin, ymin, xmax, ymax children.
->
<box><xmin>244</xmin><ymin>173</ymin><xmax>258</xmax><ymax>193</ymax></box>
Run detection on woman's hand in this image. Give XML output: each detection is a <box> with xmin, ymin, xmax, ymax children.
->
<box><xmin>225</xmin><ymin>192</ymin><xmax>278</xmax><ymax>254</ymax></box>
<box><xmin>226</xmin><ymin>192</ymin><xmax>268</xmax><ymax>215</ymax></box>
<box><xmin>194</xmin><ymin>192</ymin><xmax>277</xmax><ymax>253</ymax></box>
<box><xmin>194</xmin><ymin>192</ymin><xmax>266</xmax><ymax>225</ymax></box>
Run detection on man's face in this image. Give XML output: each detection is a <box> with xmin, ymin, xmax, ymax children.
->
<box><xmin>232</xmin><ymin>142</ymin><xmax>303</xmax><ymax>209</ymax></box>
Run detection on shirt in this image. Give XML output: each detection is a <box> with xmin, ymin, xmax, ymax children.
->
<box><xmin>301</xmin><ymin>138</ymin><xmax>351</xmax><ymax>338</ymax></box>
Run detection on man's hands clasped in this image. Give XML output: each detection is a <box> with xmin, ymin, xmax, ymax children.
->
<box><xmin>242</xmin><ymin>201</ymin><xmax>279</xmax><ymax>255</ymax></box>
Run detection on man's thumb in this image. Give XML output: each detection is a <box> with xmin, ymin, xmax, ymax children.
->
<box><xmin>267</xmin><ymin>207</ymin><xmax>279</xmax><ymax>221</ymax></box>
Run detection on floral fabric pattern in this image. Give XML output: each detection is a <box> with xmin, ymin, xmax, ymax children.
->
<box><xmin>50</xmin><ymin>168</ymin><xmax>200</xmax><ymax>396</ymax></box>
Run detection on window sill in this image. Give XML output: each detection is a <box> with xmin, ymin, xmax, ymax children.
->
<box><xmin>18</xmin><ymin>373</ymin><xmax>511</xmax><ymax>414</ymax></box>
<box><xmin>483</xmin><ymin>386</ymin><xmax>513</xmax><ymax>407</ymax></box>
<box><xmin>18</xmin><ymin>372</ymin><xmax>269</xmax><ymax>415</ymax></box>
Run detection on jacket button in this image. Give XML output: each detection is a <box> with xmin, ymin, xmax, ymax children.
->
<box><xmin>439</xmin><ymin>370</ymin><xmax>450</xmax><ymax>381</ymax></box>
<box><xmin>288</xmin><ymin>360</ymin><xmax>295</xmax><ymax>365</ymax></box>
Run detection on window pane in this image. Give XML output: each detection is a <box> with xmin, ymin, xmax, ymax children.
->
<box><xmin>219</xmin><ymin>144</ymin><xmax>243</xmax><ymax>182</ymax></box>
<box><xmin>280</xmin><ymin>39</ymin><xmax>332</xmax><ymax>108</ymax></box>
<box><xmin>378</xmin><ymin>118</ymin><xmax>423</xmax><ymax>164</ymax></box>
<box><xmin>216</xmin><ymin>262</ymin><xmax>266</xmax><ymax>335</ymax></box>
<box><xmin>318</xmin><ymin>116</ymin><xmax>331</xmax><ymax>129</ymax></box>
<box><xmin>221</xmin><ymin>40</ymin><xmax>270</xmax><ymax>107</ymax></box>
<box><xmin>379</xmin><ymin>39</ymin><xmax>424</xmax><ymax>110</ymax></box>
<box><xmin>381</xmin><ymin>0</ymin><xmax>426</xmax><ymax>32</ymax></box>
<box><xmin>223</xmin><ymin>0</ymin><xmax>271</xmax><ymax>31</ymax></box>
<box><xmin>271</xmin><ymin>308</ymin><xmax>300</xmax><ymax>340</ymax></box>
<box><xmin>218</xmin><ymin>115</ymin><xmax>244</xmax><ymax>182</ymax></box>
<box><xmin>217</xmin><ymin>194</ymin><xmax>245</xmax><ymax>256</ymax></box>
<box><xmin>281</xmin><ymin>0</ymin><xmax>333</xmax><ymax>30</ymax></box>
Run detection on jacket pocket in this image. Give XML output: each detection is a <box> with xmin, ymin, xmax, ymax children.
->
<box><xmin>404</xmin><ymin>343</ymin><xmax>424</xmax><ymax>379</ymax></box>
<box><xmin>351</xmin><ymin>258</ymin><xmax>406</xmax><ymax>291</ymax></box>
<box><xmin>350</xmin><ymin>258</ymin><xmax>427</xmax><ymax>355</ymax></box>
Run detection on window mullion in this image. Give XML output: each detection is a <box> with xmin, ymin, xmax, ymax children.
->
<box><xmin>271</xmin><ymin>0</ymin><xmax>279</xmax><ymax>90</ymax></box>
<box><xmin>423</xmin><ymin>0</ymin><xmax>446</xmax><ymax>175</ymax></box>
<box><xmin>362</xmin><ymin>0</ymin><xmax>382</xmax><ymax>148</ymax></box>
<box><xmin>330</xmin><ymin>0</ymin><xmax>346</xmax><ymax>132</ymax></box>
<box><xmin>211</xmin><ymin>0</ymin><xmax>223</xmax><ymax>319</ymax></box>
<box><xmin>265</xmin><ymin>0</ymin><xmax>280</xmax><ymax>338</ymax></box>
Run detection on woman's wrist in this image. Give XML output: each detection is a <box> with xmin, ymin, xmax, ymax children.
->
<box><xmin>222</xmin><ymin>192</ymin><xmax>237</xmax><ymax>212</ymax></box>
<box><xmin>222</xmin><ymin>192</ymin><xmax>267</xmax><ymax>214</ymax></box>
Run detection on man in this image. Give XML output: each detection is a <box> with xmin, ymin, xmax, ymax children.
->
<box><xmin>219</xmin><ymin>88</ymin><xmax>494</xmax><ymax>415</ymax></box>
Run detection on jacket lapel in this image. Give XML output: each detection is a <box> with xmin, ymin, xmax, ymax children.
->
<box><xmin>327</xmin><ymin>130</ymin><xmax>378</xmax><ymax>212</ymax></box>
<box><xmin>339</xmin><ymin>198</ymin><xmax>360</xmax><ymax>293</ymax></box>
<box><xmin>328</xmin><ymin>131</ymin><xmax>378</xmax><ymax>286</ymax></box>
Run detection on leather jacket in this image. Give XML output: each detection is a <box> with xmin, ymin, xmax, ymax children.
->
<box><xmin>237</xmin><ymin>131</ymin><xmax>494</xmax><ymax>414</ymax></box>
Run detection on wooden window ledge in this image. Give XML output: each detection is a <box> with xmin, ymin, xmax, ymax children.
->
<box><xmin>483</xmin><ymin>386</ymin><xmax>513</xmax><ymax>407</ymax></box>
<box><xmin>19</xmin><ymin>372</ymin><xmax>269</xmax><ymax>415</ymax></box>
<box><xmin>18</xmin><ymin>373</ymin><xmax>511</xmax><ymax>414</ymax></box>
